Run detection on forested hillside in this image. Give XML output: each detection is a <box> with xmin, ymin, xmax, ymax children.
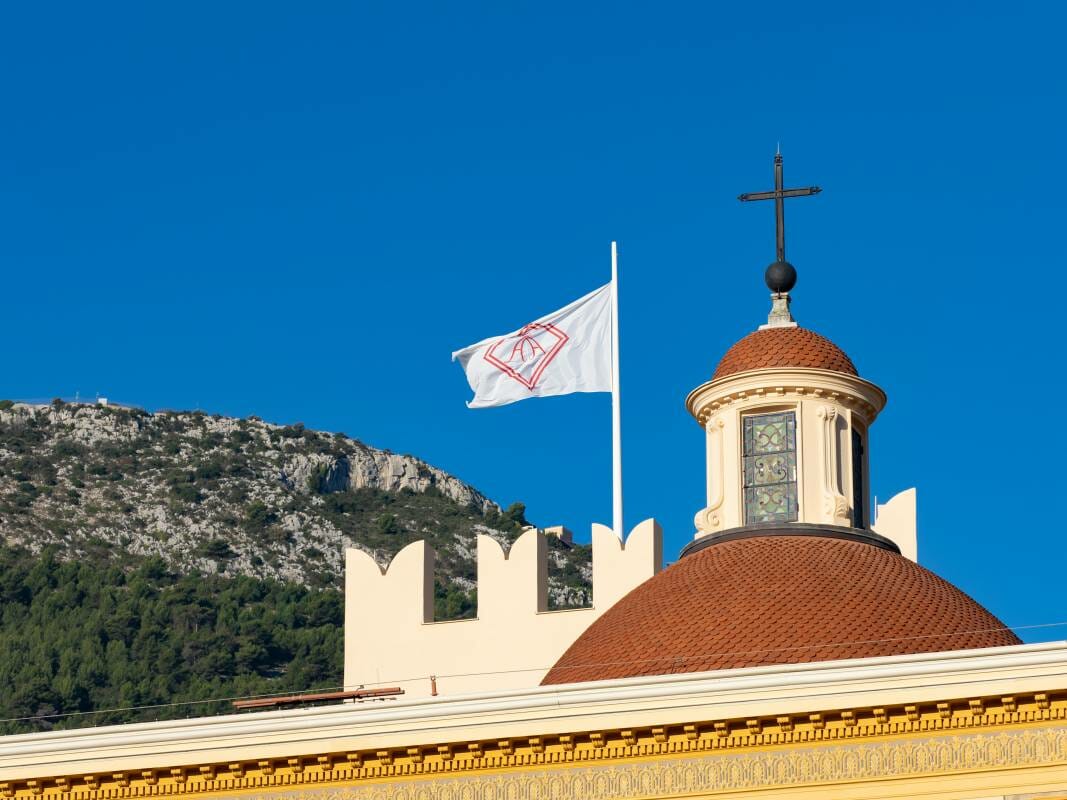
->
<box><xmin>0</xmin><ymin>400</ymin><xmax>592</xmax><ymax>732</ymax></box>
<box><xmin>0</xmin><ymin>547</ymin><xmax>341</xmax><ymax>734</ymax></box>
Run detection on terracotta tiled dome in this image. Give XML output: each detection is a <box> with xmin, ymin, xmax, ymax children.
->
<box><xmin>542</xmin><ymin>534</ymin><xmax>1019</xmax><ymax>685</ymax></box>
<box><xmin>713</xmin><ymin>326</ymin><xmax>857</xmax><ymax>380</ymax></box>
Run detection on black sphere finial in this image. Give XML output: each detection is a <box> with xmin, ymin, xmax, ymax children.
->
<box><xmin>765</xmin><ymin>260</ymin><xmax>797</xmax><ymax>294</ymax></box>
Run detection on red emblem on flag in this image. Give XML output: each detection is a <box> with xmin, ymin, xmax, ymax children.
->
<box><xmin>484</xmin><ymin>323</ymin><xmax>569</xmax><ymax>390</ymax></box>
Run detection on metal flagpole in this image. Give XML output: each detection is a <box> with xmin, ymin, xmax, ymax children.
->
<box><xmin>611</xmin><ymin>241</ymin><xmax>623</xmax><ymax>540</ymax></box>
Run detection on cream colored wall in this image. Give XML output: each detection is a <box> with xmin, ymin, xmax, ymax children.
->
<box><xmin>873</xmin><ymin>488</ymin><xmax>918</xmax><ymax>561</ymax></box>
<box><xmin>687</xmin><ymin>367</ymin><xmax>887</xmax><ymax>537</ymax></box>
<box><xmin>343</xmin><ymin>520</ymin><xmax>662</xmax><ymax>699</ymax></box>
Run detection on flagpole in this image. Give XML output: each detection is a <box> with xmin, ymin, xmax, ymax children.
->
<box><xmin>611</xmin><ymin>241</ymin><xmax>623</xmax><ymax>540</ymax></box>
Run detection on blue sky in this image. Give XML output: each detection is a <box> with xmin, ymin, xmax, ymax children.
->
<box><xmin>1</xmin><ymin>2</ymin><xmax>1064</xmax><ymax>639</ymax></box>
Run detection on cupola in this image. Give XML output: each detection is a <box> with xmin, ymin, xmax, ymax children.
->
<box><xmin>541</xmin><ymin>153</ymin><xmax>1019</xmax><ymax>689</ymax></box>
<box><xmin>687</xmin><ymin>312</ymin><xmax>886</xmax><ymax>537</ymax></box>
<box><xmin>687</xmin><ymin>152</ymin><xmax>886</xmax><ymax>537</ymax></box>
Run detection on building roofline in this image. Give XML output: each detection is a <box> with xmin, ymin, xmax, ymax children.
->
<box><xmin>2</xmin><ymin>640</ymin><xmax>1065</xmax><ymax>781</ymax></box>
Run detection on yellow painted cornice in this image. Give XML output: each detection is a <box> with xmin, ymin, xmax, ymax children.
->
<box><xmin>4</xmin><ymin>689</ymin><xmax>1064</xmax><ymax>799</ymax></box>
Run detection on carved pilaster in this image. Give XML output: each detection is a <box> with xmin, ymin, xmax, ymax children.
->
<box><xmin>817</xmin><ymin>406</ymin><xmax>850</xmax><ymax>526</ymax></box>
<box><xmin>695</xmin><ymin>416</ymin><xmax>727</xmax><ymax>535</ymax></box>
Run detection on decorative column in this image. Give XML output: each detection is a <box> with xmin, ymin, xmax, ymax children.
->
<box><xmin>695</xmin><ymin>415</ymin><xmax>727</xmax><ymax>535</ymax></box>
<box><xmin>816</xmin><ymin>405</ymin><xmax>851</xmax><ymax>527</ymax></box>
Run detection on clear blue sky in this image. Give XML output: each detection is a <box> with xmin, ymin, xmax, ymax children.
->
<box><xmin>2</xmin><ymin>3</ymin><xmax>1063</xmax><ymax>639</ymax></box>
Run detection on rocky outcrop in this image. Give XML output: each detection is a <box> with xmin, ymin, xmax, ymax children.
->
<box><xmin>279</xmin><ymin>453</ymin><xmax>351</xmax><ymax>495</ymax></box>
<box><xmin>278</xmin><ymin>448</ymin><xmax>495</xmax><ymax>513</ymax></box>
<box><xmin>0</xmin><ymin>402</ymin><xmax>500</xmax><ymax>585</ymax></box>
<box><xmin>345</xmin><ymin>448</ymin><xmax>494</xmax><ymax>512</ymax></box>
<box><xmin>0</xmin><ymin>401</ymin><xmax>591</xmax><ymax>603</ymax></box>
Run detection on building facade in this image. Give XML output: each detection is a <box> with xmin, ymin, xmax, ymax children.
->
<box><xmin>1</xmin><ymin>168</ymin><xmax>1061</xmax><ymax>798</ymax></box>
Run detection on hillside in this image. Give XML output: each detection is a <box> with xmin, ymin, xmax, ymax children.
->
<box><xmin>0</xmin><ymin>400</ymin><xmax>592</xmax><ymax>731</ymax></box>
<box><xmin>0</xmin><ymin>401</ymin><xmax>592</xmax><ymax>608</ymax></box>
<box><xmin>0</xmin><ymin>547</ymin><xmax>343</xmax><ymax>734</ymax></box>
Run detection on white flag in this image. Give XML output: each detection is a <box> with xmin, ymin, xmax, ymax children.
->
<box><xmin>452</xmin><ymin>283</ymin><xmax>612</xmax><ymax>408</ymax></box>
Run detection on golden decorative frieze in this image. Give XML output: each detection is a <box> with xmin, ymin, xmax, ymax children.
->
<box><xmin>22</xmin><ymin>726</ymin><xmax>1067</xmax><ymax>800</ymax></box>
<box><xmin>6</xmin><ymin>691</ymin><xmax>1065</xmax><ymax>799</ymax></box>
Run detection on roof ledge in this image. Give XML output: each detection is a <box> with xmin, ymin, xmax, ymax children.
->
<box><xmin>679</xmin><ymin>523</ymin><xmax>900</xmax><ymax>559</ymax></box>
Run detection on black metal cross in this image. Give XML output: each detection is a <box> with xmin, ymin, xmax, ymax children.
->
<box><xmin>738</xmin><ymin>153</ymin><xmax>821</xmax><ymax>263</ymax></box>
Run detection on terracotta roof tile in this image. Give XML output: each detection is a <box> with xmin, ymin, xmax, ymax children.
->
<box><xmin>542</xmin><ymin>536</ymin><xmax>1019</xmax><ymax>685</ymax></box>
<box><xmin>713</xmin><ymin>326</ymin><xmax>857</xmax><ymax>380</ymax></box>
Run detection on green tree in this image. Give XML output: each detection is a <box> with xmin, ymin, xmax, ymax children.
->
<box><xmin>198</xmin><ymin>539</ymin><xmax>235</xmax><ymax>560</ymax></box>
<box><xmin>243</xmin><ymin>501</ymin><xmax>276</xmax><ymax>532</ymax></box>
<box><xmin>375</xmin><ymin>513</ymin><xmax>400</xmax><ymax>536</ymax></box>
<box><xmin>504</xmin><ymin>502</ymin><xmax>527</xmax><ymax>527</ymax></box>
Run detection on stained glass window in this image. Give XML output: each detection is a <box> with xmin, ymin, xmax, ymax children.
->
<box><xmin>742</xmin><ymin>411</ymin><xmax>798</xmax><ymax>524</ymax></box>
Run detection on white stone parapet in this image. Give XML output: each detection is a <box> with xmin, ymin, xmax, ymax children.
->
<box><xmin>873</xmin><ymin>488</ymin><xmax>918</xmax><ymax>561</ymax></box>
<box><xmin>343</xmin><ymin>521</ymin><xmax>663</xmax><ymax>698</ymax></box>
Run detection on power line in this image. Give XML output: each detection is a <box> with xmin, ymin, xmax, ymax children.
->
<box><xmin>3</xmin><ymin>619</ymin><xmax>1065</xmax><ymax>728</ymax></box>
<box><xmin>0</xmin><ymin>686</ymin><xmax>350</xmax><ymax>726</ymax></box>
<box><xmin>359</xmin><ymin>620</ymin><xmax>1067</xmax><ymax>685</ymax></box>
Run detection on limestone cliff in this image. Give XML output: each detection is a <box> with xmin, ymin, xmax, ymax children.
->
<box><xmin>0</xmin><ymin>401</ymin><xmax>591</xmax><ymax>608</ymax></box>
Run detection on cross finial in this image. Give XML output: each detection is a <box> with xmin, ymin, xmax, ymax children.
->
<box><xmin>738</xmin><ymin>151</ymin><xmax>821</xmax><ymax>267</ymax></box>
<box><xmin>738</xmin><ymin>153</ymin><xmax>823</xmax><ymax>328</ymax></box>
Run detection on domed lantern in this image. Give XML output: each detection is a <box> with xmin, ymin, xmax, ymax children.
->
<box><xmin>687</xmin><ymin>152</ymin><xmax>887</xmax><ymax>537</ymax></box>
<box><xmin>687</xmin><ymin>323</ymin><xmax>885</xmax><ymax>536</ymax></box>
<box><xmin>541</xmin><ymin>153</ymin><xmax>1019</xmax><ymax>689</ymax></box>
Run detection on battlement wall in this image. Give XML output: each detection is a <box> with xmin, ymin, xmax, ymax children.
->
<box><xmin>343</xmin><ymin>520</ymin><xmax>663</xmax><ymax>698</ymax></box>
<box><xmin>872</xmin><ymin>488</ymin><xmax>917</xmax><ymax>561</ymax></box>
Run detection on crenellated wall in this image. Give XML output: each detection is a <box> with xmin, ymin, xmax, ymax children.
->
<box><xmin>343</xmin><ymin>521</ymin><xmax>662</xmax><ymax>698</ymax></box>
<box><xmin>873</xmin><ymin>487</ymin><xmax>918</xmax><ymax>561</ymax></box>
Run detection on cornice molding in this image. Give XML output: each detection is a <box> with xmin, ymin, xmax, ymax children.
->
<box><xmin>686</xmin><ymin>367</ymin><xmax>888</xmax><ymax>426</ymax></box>
<box><xmin>2</xmin><ymin>691</ymin><xmax>1065</xmax><ymax>799</ymax></box>
<box><xmin>3</xmin><ymin>643</ymin><xmax>1067</xmax><ymax>786</ymax></box>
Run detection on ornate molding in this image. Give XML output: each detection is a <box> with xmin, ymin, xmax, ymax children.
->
<box><xmin>695</xmin><ymin>417</ymin><xmax>726</xmax><ymax>533</ymax></box>
<box><xmin>817</xmin><ymin>405</ymin><xmax>851</xmax><ymax>526</ymax></box>
<box><xmin>686</xmin><ymin>368</ymin><xmax>886</xmax><ymax>428</ymax></box>
<box><xmin>6</xmin><ymin>692</ymin><xmax>1065</xmax><ymax>799</ymax></box>
<box><xmin>234</xmin><ymin>725</ymin><xmax>1067</xmax><ymax>799</ymax></box>
<box><xmin>18</xmin><ymin>725</ymin><xmax>1067</xmax><ymax>800</ymax></box>
<box><xmin>693</xmin><ymin>386</ymin><xmax>879</xmax><ymax>426</ymax></box>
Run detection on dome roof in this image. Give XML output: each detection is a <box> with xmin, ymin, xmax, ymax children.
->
<box><xmin>542</xmin><ymin>533</ymin><xmax>1019</xmax><ymax>685</ymax></box>
<box><xmin>713</xmin><ymin>326</ymin><xmax>857</xmax><ymax>380</ymax></box>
